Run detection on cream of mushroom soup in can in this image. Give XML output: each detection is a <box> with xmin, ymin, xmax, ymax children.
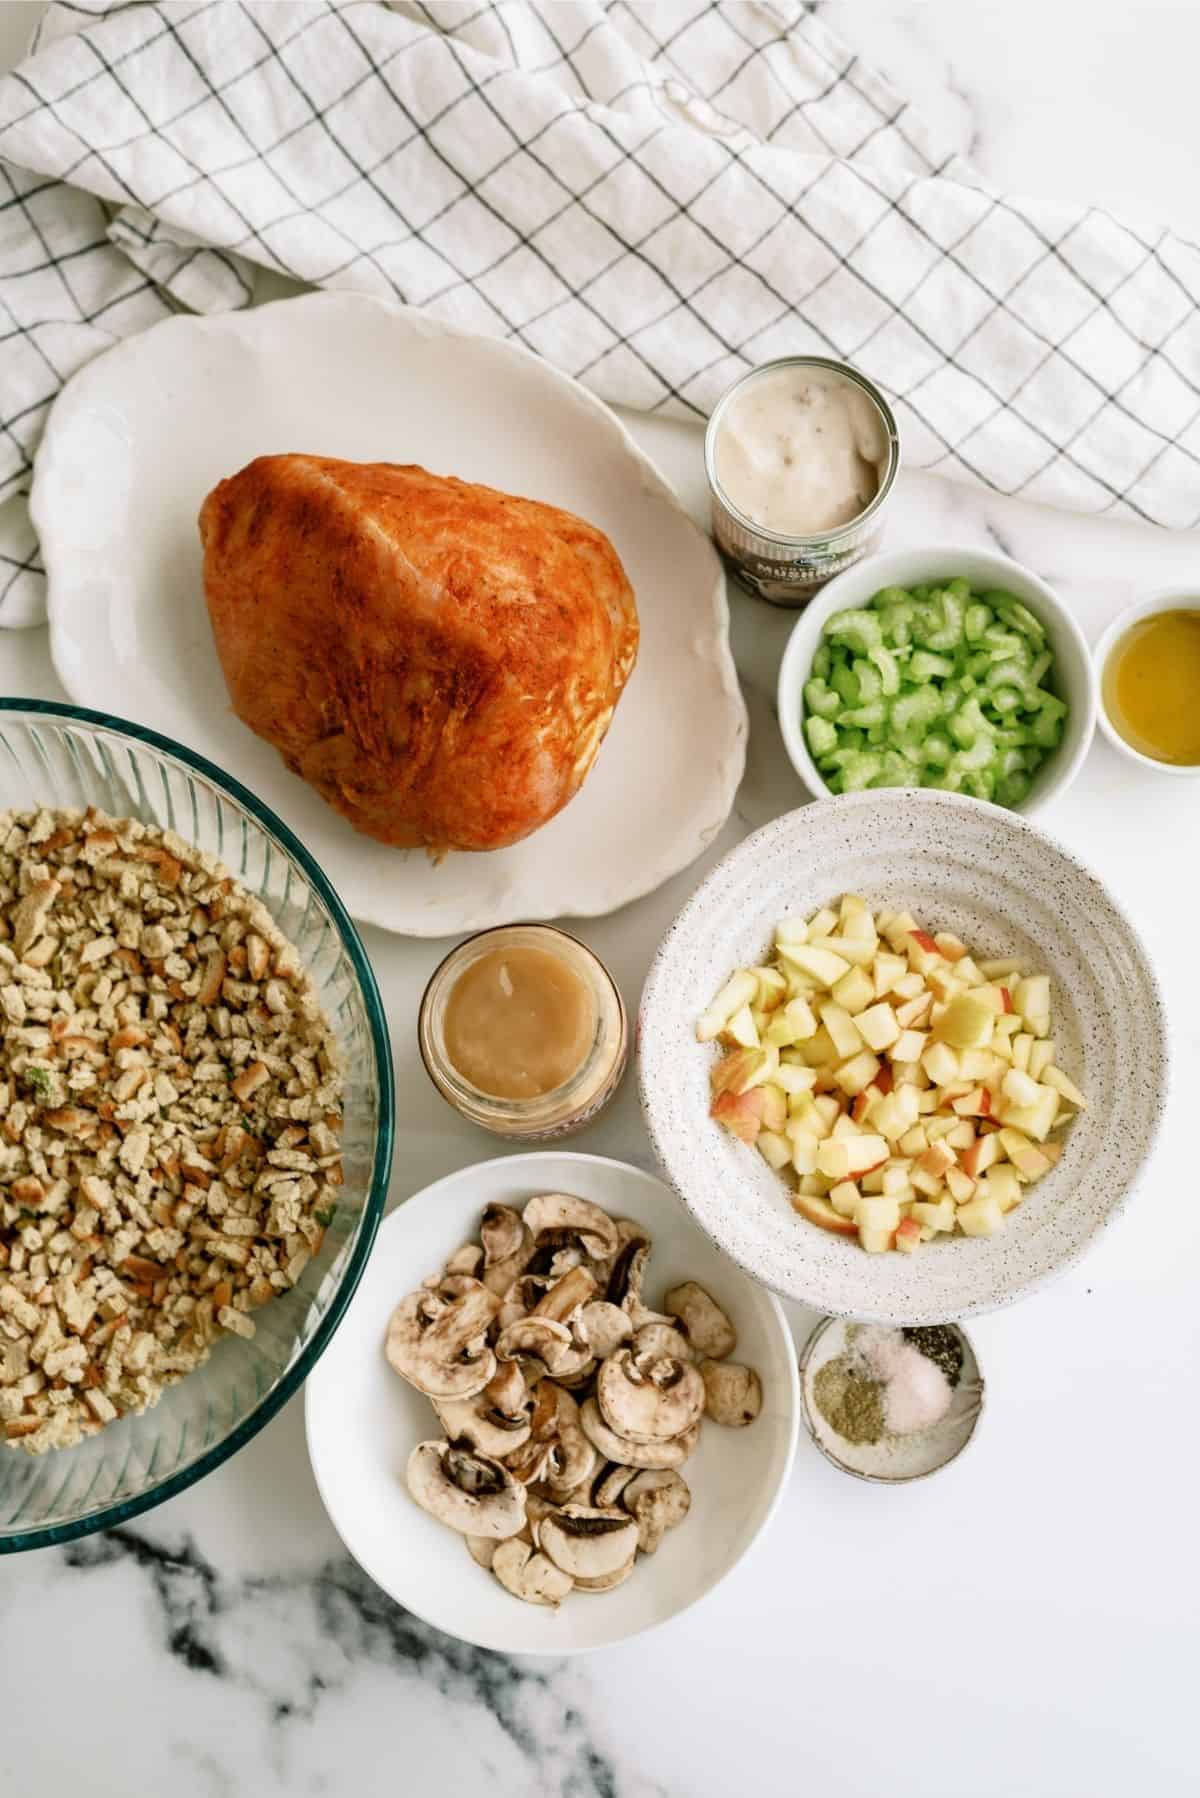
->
<box><xmin>704</xmin><ymin>357</ymin><xmax>900</xmax><ymax>606</ymax></box>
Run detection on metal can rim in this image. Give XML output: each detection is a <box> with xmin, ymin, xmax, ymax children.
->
<box><xmin>703</xmin><ymin>355</ymin><xmax>901</xmax><ymax>547</ymax></box>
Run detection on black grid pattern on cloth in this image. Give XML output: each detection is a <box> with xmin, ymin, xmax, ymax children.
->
<box><xmin>1</xmin><ymin>0</ymin><xmax>1199</xmax><ymax>623</ymax></box>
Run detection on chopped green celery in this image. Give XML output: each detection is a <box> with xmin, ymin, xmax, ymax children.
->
<box><xmin>825</xmin><ymin>774</ymin><xmax>845</xmax><ymax>794</ymax></box>
<box><xmin>908</xmin><ymin>649</ymin><xmax>955</xmax><ymax>682</ymax></box>
<box><xmin>964</xmin><ymin>603</ymin><xmax>991</xmax><ymax>643</ymax></box>
<box><xmin>1000</xmin><ymin>748</ymin><xmax>1026</xmax><ymax>776</ymax></box>
<box><xmin>876</xmin><ymin>749</ymin><xmax>918</xmax><ymax>785</ymax></box>
<box><xmin>1028</xmin><ymin>651</ymin><xmax>1052</xmax><ymax>687</ymax></box>
<box><xmin>891</xmin><ymin>687</ymin><xmax>942</xmax><ymax>733</ymax></box>
<box><xmin>962</xmin><ymin>769</ymin><xmax>996</xmax><ymax>801</ymax></box>
<box><xmin>985</xmin><ymin>658</ymin><xmax>1030</xmax><ymax>691</ymax></box>
<box><xmin>897</xmin><ymin>739</ymin><xmax>924</xmax><ymax>765</ymax></box>
<box><xmin>1030</xmin><ymin>710</ymin><xmax>1063</xmax><ymax>749</ymax></box>
<box><xmin>921</xmin><ymin>733</ymin><xmax>952</xmax><ymax>767</ymax></box>
<box><xmin>804</xmin><ymin>678</ymin><xmax>840</xmax><ymax>720</ymax></box>
<box><xmin>868</xmin><ymin>645</ymin><xmax>901</xmax><ymax>695</ymax></box>
<box><xmin>965</xmin><ymin>648</ymin><xmax>993</xmax><ymax>679</ymax></box>
<box><xmin>1032</xmin><ymin>690</ymin><xmax>1067</xmax><ymax>720</ymax></box>
<box><xmin>959</xmin><ymin>674</ymin><xmax>978</xmax><ymax>693</ymax></box>
<box><xmin>926</xmin><ymin>767</ymin><xmax>964</xmax><ymax>791</ymax></box>
<box><xmin>812</xmin><ymin>643</ymin><xmax>832</xmax><ymax>680</ymax></box>
<box><xmin>950</xmin><ymin>736</ymin><xmax>995</xmax><ymax>772</ymax></box>
<box><xmin>824</xmin><ymin>608</ymin><xmax>882</xmax><ymax>654</ymax></box>
<box><xmin>851</xmin><ymin>659</ymin><xmax>883</xmax><ymax>703</ymax></box>
<box><xmin>989</xmin><ymin>686</ymin><xmax>1022</xmax><ymax>715</ymax></box>
<box><xmin>874</xmin><ymin>586</ymin><xmax>914</xmax><ymax>606</ymax></box>
<box><xmin>839</xmin><ymin>752</ymin><xmax>883</xmax><ymax>792</ymax></box>
<box><xmin>924</xmin><ymin>590</ymin><xmax>964</xmax><ymax>651</ymax></box>
<box><xmin>946</xmin><ymin>577</ymin><xmax>973</xmax><ymax>601</ymax></box>
<box><xmin>841</xmin><ymin>728</ymin><xmax>866</xmax><ymax>751</ymax></box>
<box><xmin>948</xmin><ymin>696</ymin><xmax>993</xmax><ymax>749</ymax></box>
<box><xmin>996</xmin><ymin>771</ymin><xmax>1031</xmax><ymax>807</ymax></box>
<box><xmin>839</xmin><ymin>702</ymin><xmax>886</xmax><ymax>728</ymax></box>
<box><xmin>879</xmin><ymin>602</ymin><xmax>915</xmax><ymax>646</ymax></box>
<box><xmin>994</xmin><ymin>599</ymin><xmax>1046</xmax><ymax>641</ymax></box>
<box><xmin>982</xmin><ymin>626</ymin><xmax>1024</xmax><ymax>657</ymax></box>
<box><xmin>805</xmin><ymin>715</ymin><xmax>837</xmax><ymax>758</ymax></box>
<box><xmin>831</xmin><ymin>665</ymin><xmax>860</xmax><ymax>708</ymax></box>
<box><xmin>911</xmin><ymin>584</ymin><xmax>932</xmax><ymax>602</ymax></box>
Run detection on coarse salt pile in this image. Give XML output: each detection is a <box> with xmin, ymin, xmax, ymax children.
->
<box><xmin>853</xmin><ymin>1325</ymin><xmax>953</xmax><ymax>1435</ymax></box>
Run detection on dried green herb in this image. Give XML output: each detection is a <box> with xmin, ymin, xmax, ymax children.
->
<box><xmin>813</xmin><ymin>1359</ymin><xmax>885</xmax><ymax>1446</ymax></box>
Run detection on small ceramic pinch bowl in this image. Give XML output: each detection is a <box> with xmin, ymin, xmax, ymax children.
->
<box><xmin>639</xmin><ymin>789</ymin><xmax>1166</xmax><ymax>1323</ymax></box>
<box><xmin>777</xmin><ymin>544</ymin><xmax>1097</xmax><ymax>814</ymax></box>
<box><xmin>799</xmin><ymin>1317</ymin><xmax>983</xmax><ymax>1483</ymax></box>
<box><xmin>1094</xmin><ymin>587</ymin><xmax>1200</xmax><ymax>776</ymax></box>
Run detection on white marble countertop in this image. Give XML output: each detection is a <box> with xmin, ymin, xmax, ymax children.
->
<box><xmin>1</xmin><ymin>5</ymin><xmax>1199</xmax><ymax>1795</ymax></box>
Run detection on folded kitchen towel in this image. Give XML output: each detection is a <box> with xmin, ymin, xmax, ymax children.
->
<box><xmin>2</xmin><ymin>0</ymin><xmax>1200</xmax><ymax>627</ymax></box>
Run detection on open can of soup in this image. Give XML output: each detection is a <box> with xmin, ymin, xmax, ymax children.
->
<box><xmin>704</xmin><ymin>357</ymin><xmax>900</xmax><ymax>606</ymax></box>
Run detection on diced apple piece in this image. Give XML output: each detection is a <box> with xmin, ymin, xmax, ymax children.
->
<box><xmin>816</xmin><ymin>1138</ymin><xmax>852</xmax><ymax>1179</ymax></box>
<box><xmin>912</xmin><ymin>1198</ymin><xmax>956</xmax><ymax>1233</ymax></box>
<box><xmin>881</xmin><ymin>1165</ymin><xmax>912</xmax><ymax>1199</ymax></box>
<box><xmin>1013</xmin><ymin>974</ymin><xmax>1051</xmax><ymax>1024</ymax></box>
<box><xmin>898</xmin><ymin>1124</ymin><xmax>928</xmax><ymax>1157</ymax></box>
<box><xmin>958</xmin><ymin>1047</ymin><xmax>1002</xmax><ymax>1082</ymax></box>
<box><xmin>797</xmin><ymin>1027</ymin><xmax>838</xmax><ymax>1067</ymax></box>
<box><xmin>951</xmin><ymin>1086</ymin><xmax>993</xmax><ymax>1119</ymax></box>
<box><xmin>945</xmin><ymin>1118</ymin><xmax>976</xmax><ymax>1151</ymax></box>
<box><xmin>979</xmin><ymin>957</ymin><xmax>1023</xmax><ymax>979</ymax></box>
<box><xmin>857</xmin><ymin>1226</ymin><xmax>895</xmax><ymax>1254</ymax></box>
<box><xmin>1011</xmin><ymin>1033</ymin><xmax>1033</xmax><ymax>1073</ymax></box>
<box><xmin>918</xmin><ymin>1139</ymin><xmax>956</xmax><ymax>1178</ymax></box>
<box><xmin>818</xmin><ymin>1002</ymin><xmax>864</xmax><ymax>1060</ymax></box>
<box><xmin>831</xmin><ymin>966</ymin><xmax>876</xmax><ymax>1014</ymax></box>
<box><xmin>787</xmin><ymin>1091</ymin><xmax>815</xmax><ymax>1122</ymax></box>
<box><xmin>945</xmin><ymin>1166</ymin><xmax>976</xmax><ymax>1204</ymax></box>
<box><xmin>915</xmin><ymin>1088</ymin><xmax>939</xmax><ymax>1112</ymax></box>
<box><xmin>757</xmin><ymin>1129</ymin><xmax>792</xmax><ymax>1171</ymax></box>
<box><xmin>891</xmin><ymin>973</ymin><xmax>927</xmax><ymax>1004</ymax></box>
<box><xmin>955</xmin><ymin>956</ymin><xmax>986</xmax><ymax>987</ymax></box>
<box><xmin>711</xmin><ymin>1045</ymin><xmax>779</xmax><ymax>1096</ymax></box>
<box><xmin>856</xmin><ymin>1196</ymin><xmax>901</xmax><ymax>1233</ymax></box>
<box><xmin>710</xmin><ymin>1087</ymin><xmax>765</xmax><ymax>1144</ymax></box>
<box><xmin>999</xmin><ymin>1084</ymin><xmax>1059</xmax><ymax>1143</ymax></box>
<box><xmin>831</xmin><ymin>1114</ymin><xmax>860</xmax><ymax>1141</ymax></box>
<box><xmin>860</xmin><ymin>1166</ymin><xmax>886</xmax><ymax>1194</ymax></box>
<box><xmin>724</xmin><ymin>1004</ymin><xmax>760</xmax><ymax>1049</ymax></box>
<box><xmin>854</xmin><ymin>1002</ymin><xmax>901</xmax><ymax>1054</ymax></box>
<box><xmin>1043</xmin><ymin>1064</ymin><xmax>1087</xmax><ymax>1109</ymax></box>
<box><xmin>751</xmin><ymin>966</ymin><xmax>788</xmax><ymax>1012</ymax></box>
<box><xmin>1028</xmin><ymin>1039</ymin><xmax>1055</xmax><ymax>1079</ymax></box>
<box><xmin>934</xmin><ymin>932</ymin><xmax>966</xmax><ymax>962</ymax></box>
<box><xmin>1001</xmin><ymin>1067</ymin><xmax>1042</xmax><ymax>1109</ymax></box>
<box><xmin>812</xmin><ymin>1094</ymin><xmax>842</xmax><ymax>1130</ymax></box>
<box><xmin>882</xmin><ymin>910</ymin><xmax>918</xmax><ymax>952</ymax></box>
<box><xmin>961</xmin><ymin>1133</ymin><xmax>1002</xmax><ymax>1178</ymax></box>
<box><xmin>926</xmin><ymin>967</ymin><xmax>962</xmax><ymax>1003</ymax></box>
<box><xmin>921</xmin><ymin>1040</ymin><xmax>960</xmax><ymax>1085</ymax></box>
<box><xmin>828</xmin><ymin>1180</ymin><xmax>861</xmax><ymax>1219</ymax></box>
<box><xmin>839</xmin><ymin>894</ymin><xmax>876</xmax><ymax>940</ymax></box>
<box><xmin>696</xmin><ymin>969</ymin><xmax>758</xmax><ymax>1041</ymax></box>
<box><xmin>934</xmin><ymin>992</ymin><xmax>996</xmax><ymax>1051</ymax></box>
<box><xmin>970</xmin><ymin>984</ymin><xmax>1011</xmax><ymax>1015</ymax></box>
<box><xmin>957</xmin><ymin>1195</ymin><xmax>1004</xmax><ymax>1237</ymax></box>
<box><xmin>810</xmin><ymin>933</ymin><xmax>876</xmax><ymax>970</ymax></box>
<box><xmin>872</xmin><ymin>951</ymin><xmax>907</xmax><ymax>998</ymax></box>
<box><xmin>776</xmin><ymin>1062</ymin><xmax>817</xmax><ymax>1096</ymax></box>
<box><xmin>808</xmin><ymin>906</ymin><xmax>838</xmax><ymax>939</ymax></box>
<box><xmin>1041</xmin><ymin>1140</ymin><xmax>1064</xmax><ymax>1165</ymax></box>
<box><xmin>789</xmin><ymin>1129</ymin><xmax>820</xmax><ymax>1175</ymax></box>
<box><xmin>778</xmin><ymin>943</ymin><xmax>851</xmax><ymax>989</ymax></box>
<box><xmin>793</xmin><ymin>1190</ymin><xmax>859</xmax><ymax>1237</ymax></box>
<box><xmin>891</xmin><ymin>1029</ymin><xmax>927</xmax><ymax>1064</ymax></box>
<box><xmin>760</xmin><ymin>1083</ymin><xmax>788</xmax><ymax>1134</ymax></box>
<box><xmin>911</xmin><ymin>1167</ymin><xmax>945</xmax><ymax>1197</ymax></box>
<box><xmin>774</xmin><ymin>915</ymin><xmax>810</xmax><ymax>949</ymax></box>
<box><xmin>996</xmin><ymin>1127</ymin><xmax>1053</xmax><ymax>1178</ymax></box>
<box><xmin>850</xmin><ymin>1088</ymin><xmax>879</xmax><ymax>1123</ymax></box>
<box><xmin>993</xmin><ymin>1013</ymin><xmax>1021</xmax><ymax>1039</ymax></box>
<box><xmin>895</xmin><ymin>1217</ymin><xmax>922</xmax><ymax>1254</ymax></box>
<box><xmin>983</xmin><ymin>1165</ymin><xmax>1022</xmax><ymax>1212</ymax></box>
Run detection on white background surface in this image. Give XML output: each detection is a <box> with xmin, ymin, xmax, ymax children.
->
<box><xmin>1</xmin><ymin>5</ymin><xmax>1199</xmax><ymax>1797</ymax></box>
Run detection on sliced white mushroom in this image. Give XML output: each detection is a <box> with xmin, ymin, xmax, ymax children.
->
<box><xmin>522</xmin><ymin>1193</ymin><xmax>620</xmax><ymax>1260</ymax></box>
<box><xmin>538</xmin><ymin>1505</ymin><xmax>640</xmax><ymax>1580</ymax></box>
<box><xmin>386</xmin><ymin>1281</ymin><xmax>499</xmax><ymax>1399</ymax></box>
<box><xmin>578</xmin><ymin>1301</ymin><xmax>633</xmax><ymax>1358</ymax></box>
<box><xmin>406</xmin><ymin>1440</ymin><xmax>526</xmax><ymax>1538</ymax></box>
<box><xmin>480</xmin><ymin>1203</ymin><xmax>535</xmax><ymax>1296</ymax></box>
<box><xmin>542</xmin><ymin>1386</ymin><xmax>597</xmax><ymax>1500</ymax></box>
<box><xmin>595</xmin><ymin>1348</ymin><xmax>706</xmax><ymax>1444</ymax></box>
<box><xmin>574</xmin><ymin>1561</ymin><xmax>636</xmax><ymax>1593</ymax></box>
<box><xmin>496</xmin><ymin>1314</ymin><xmax>592</xmax><ymax>1380</ymax></box>
<box><xmin>623</xmin><ymin>1469</ymin><xmax>691</xmax><ymax>1553</ymax></box>
<box><xmin>580</xmin><ymin>1397</ymin><xmax>701</xmax><ymax>1470</ymax></box>
<box><xmin>444</xmin><ymin>1242</ymin><xmax>484</xmax><ymax>1278</ymax></box>
<box><xmin>699</xmin><ymin>1358</ymin><xmax>763</xmax><ymax>1427</ymax></box>
<box><xmin>433</xmin><ymin>1389</ymin><xmax>533</xmax><ymax>1459</ymax></box>
<box><xmin>491</xmin><ymin>1538</ymin><xmax>574</xmax><ymax>1608</ymax></box>
<box><xmin>484</xmin><ymin>1360</ymin><xmax>528</xmax><ymax>1417</ymax></box>
<box><xmin>632</xmin><ymin>1321</ymin><xmax>693</xmax><ymax>1363</ymax></box>
<box><xmin>591</xmin><ymin>1462</ymin><xmax>637</xmax><ymax>1509</ymax></box>
<box><xmin>608</xmin><ymin>1237</ymin><xmax>673</xmax><ymax>1331</ymax></box>
<box><xmin>532</xmin><ymin>1264</ymin><xmax>597</xmax><ymax>1323</ymax></box>
<box><xmin>663</xmin><ymin>1282</ymin><xmax>737</xmax><ymax>1360</ymax></box>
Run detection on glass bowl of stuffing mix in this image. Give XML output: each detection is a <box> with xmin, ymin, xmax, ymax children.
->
<box><xmin>0</xmin><ymin>702</ymin><xmax>393</xmax><ymax>1551</ymax></box>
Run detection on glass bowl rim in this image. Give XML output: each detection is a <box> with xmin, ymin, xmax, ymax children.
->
<box><xmin>0</xmin><ymin>697</ymin><xmax>394</xmax><ymax>1554</ymax></box>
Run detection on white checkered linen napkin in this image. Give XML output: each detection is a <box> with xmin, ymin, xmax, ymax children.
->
<box><xmin>2</xmin><ymin>2</ymin><xmax>1199</xmax><ymax>628</ymax></box>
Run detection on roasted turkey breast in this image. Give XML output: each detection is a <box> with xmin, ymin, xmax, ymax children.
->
<box><xmin>199</xmin><ymin>455</ymin><xmax>639</xmax><ymax>852</ymax></box>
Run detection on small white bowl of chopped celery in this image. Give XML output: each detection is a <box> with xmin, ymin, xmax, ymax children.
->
<box><xmin>778</xmin><ymin>547</ymin><xmax>1096</xmax><ymax>813</ymax></box>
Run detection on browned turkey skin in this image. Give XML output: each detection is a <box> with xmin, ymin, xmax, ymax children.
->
<box><xmin>199</xmin><ymin>455</ymin><xmax>639</xmax><ymax>853</ymax></box>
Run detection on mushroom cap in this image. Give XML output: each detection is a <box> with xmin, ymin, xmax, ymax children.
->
<box><xmin>699</xmin><ymin>1358</ymin><xmax>763</xmax><ymax>1427</ymax></box>
<box><xmin>480</xmin><ymin>1204</ymin><xmax>534</xmax><ymax>1296</ymax></box>
<box><xmin>491</xmin><ymin>1539</ymin><xmax>574</xmax><ymax>1608</ymax></box>
<box><xmin>623</xmin><ymin>1469</ymin><xmax>691</xmax><ymax>1553</ymax></box>
<box><xmin>444</xmin><ymin>1243</ymin><xmax>484</xmax><ymax>1278</ymax></box>
<box><xmin>484</xmin><ymin>1360</ymin><xmax>529</xmax><ymax>1417</ymax></box>
<box><xmin>595</xmin><ymin>1348</ymin><xmax>706</xmax><ymax>1443</ymax></box>
<box><xmin>532</xmin><ymin>1264</ymin><xmax>597</xmax><ymax>1324</ymax></box>
<box><xmin>523</xmin><ymin>1193</ymin><xmax>620</xmax><ymax>1260</ymax></box>
<box><xmin>578</xmin><ymin>1301</ymin><xmax>633</xmax><ymax>1358</ymax></box>
<box><xmin>632</xmin><ymin>1321</ymin><xmax>693</xmax><ymax>1363</ymax></box>
<box><xmin>406</xmin><ymin>1440</ymin><xmax>527</xmax><ymax>1538</ymax></box>
<box><xmin>579</xmin><ymin>1397</ymin><xmax>701</xmax><ymax>1470</ymax></box>
<box><xmin>432</xmin><ymin>1391</ymin><xmax>533</xmax><ymax>1459</ymax></box>
<box><xmin>386</xmin><ymin>1283</ymin><xmax>498</xmax><ymax>1399</ymax></box>
<box><xmin>538</xmin><ymin>1505</ymin><xmax>639</xmax><ymax>1579</ymax></box>
<box><xmin>542</xmin><ymin>1386</ymin><xmax>597</xmax><ymax>1500</ymax></box>
<box><xmin>591</xmin><ymin>1461</ymin><xmax>638</xmax><ymax>1508</ymax></box>
<box><xmin>496</xmin><ymin>1314</ymin><xmax>592</xmax><ymax>1380</ymax></box>
<box><xmin>574</xmin><ymin>1560</ymin><xmax>636</xmax><ymax>1593</ymax></box>
<box><xmin>663</xmin><ymin>1281</ymin><xmax>737</xmax><ymax>1361</ymax></box>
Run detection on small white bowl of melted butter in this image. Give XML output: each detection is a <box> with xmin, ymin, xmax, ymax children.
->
<box><xmin>704</xmin><ymin>356</ymin><xmax>900</xmax><ymax>605</ymax></box>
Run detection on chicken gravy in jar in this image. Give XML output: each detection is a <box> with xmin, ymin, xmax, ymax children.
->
<box><xmin>443</xmin><ymin>945</ymin><xmax>596</xmax><ymax>1100</ymax></box>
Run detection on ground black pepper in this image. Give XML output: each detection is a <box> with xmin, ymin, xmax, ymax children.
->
<box><xmin>902</xmin><ymin>1326</ymin><xmax>963</xmax><ymax>1389</ymax></box>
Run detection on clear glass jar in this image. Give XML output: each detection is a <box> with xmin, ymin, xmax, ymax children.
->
<box><xmin>418</xmin><ymin>924</ymin><xmax>628</xmax><ymax>1140</ymax></box>
<box><xmin>704</xmin><ymin>356</ymin><xmax>900</xmax><ymax>606</ymax></box>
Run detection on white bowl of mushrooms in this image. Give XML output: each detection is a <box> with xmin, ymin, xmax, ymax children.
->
<box><xmin>304</xmin><ymin>1151</ymin><xmax>799</xmax><ymax>1655</ymax></box>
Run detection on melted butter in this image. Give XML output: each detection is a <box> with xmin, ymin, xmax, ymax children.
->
<box><xmin>443</xmin><ymin>946</ymin><xmax>596</xmax><ymax>1100</ymax></box>
<box><xmin>714</xmin><ymin>364</ymin><xmax>888</xmax><ymax>536</ymax></box>
<box><xmin>1104</xmin><ymin>608</ymin><xmax>1200</xmax><ymax>765</ymax></box>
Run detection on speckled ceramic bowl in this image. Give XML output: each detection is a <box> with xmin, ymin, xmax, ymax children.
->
<box><xmin>639</xmin><ymin>791</ymin><xmax>1166</xmax><ymax>1323</ymax></box>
